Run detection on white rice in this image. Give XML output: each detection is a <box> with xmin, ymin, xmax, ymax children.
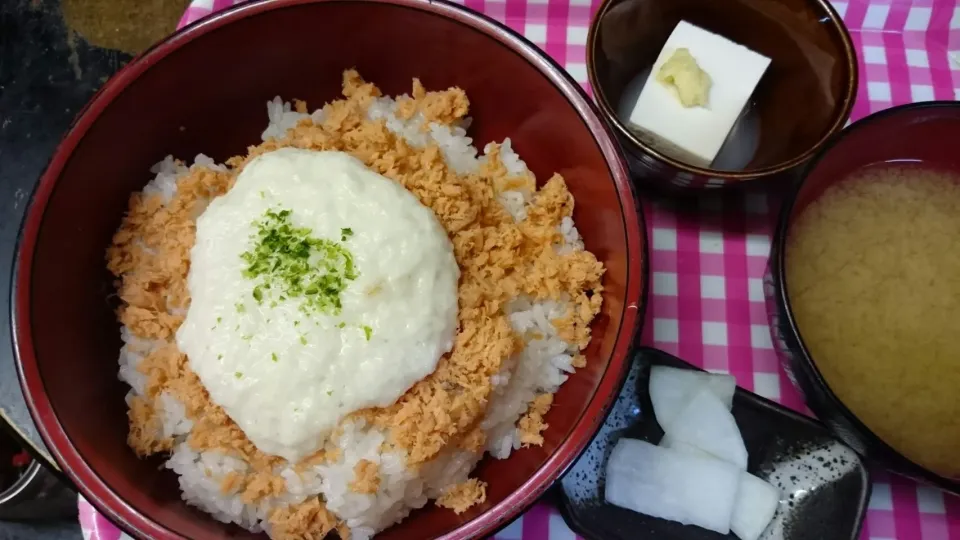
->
<box><xmin>117</xmin><ymin>93</ymin><xmax>586</xmax><ymax>539</ymax></box>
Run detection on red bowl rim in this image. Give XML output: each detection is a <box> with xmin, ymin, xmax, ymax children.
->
<box><xmin>11</xmin><ymin>0</ymin><xmax>645</xmax><ymax>538</ymax></box>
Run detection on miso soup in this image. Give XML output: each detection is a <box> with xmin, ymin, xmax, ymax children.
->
<box><xmin>787</xmin><ymin>164</ymin><xmax>960</xmax><ymax>478</ymax></box>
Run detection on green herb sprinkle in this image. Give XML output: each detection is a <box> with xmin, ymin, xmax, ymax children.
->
<box><xmin>241</xmin><ymin>208</ymin><xmax>358</xmax><ymax>315</ymax></box>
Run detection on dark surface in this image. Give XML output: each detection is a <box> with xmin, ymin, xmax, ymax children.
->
<box><xmin>11</xmin><ymin>0</ymin><xmax>646</xmax><ymax>539</ymax></box>
<box><xmin>0</xmin><ymin>429</ymin><xmax>27</xmax><ymax>493</ymax></box>
<box><xmin>0</xmin><ymin>0</ymin><xmax>130</xmax><ymax>456</ymax></box>
<box><xmin>0</xmin><ymin>461</ymin><xmax>78</xmax><ymax>521</ymax></box>
<box><xmin>586</xmin><ymin>0</ymin><xmax>857</xmax><ymax>189</ymax></box>
<box><xmin>765</xmin><ymin>101</ymin><xmax>960</xmax><ymax>496</ymax></box>
<box><xmin>1</xmin><ymin>1</ymin><xmax>130</xmax><ymax>538</ymax></box>
<box><xmin>559</xmin><ymin>347</ymin><xmax>870</xmax><ymax>540</ymax></box>
<box><xmin>0</xmin><ymin>521</ymin><xmax>79</xmax><ymax>540</ymax></box>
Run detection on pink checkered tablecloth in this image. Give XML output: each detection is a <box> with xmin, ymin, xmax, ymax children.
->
<box><xmin>79</xmin><ymin>0</ymin><xmax>960</xmax><ymax>539</ymax></box>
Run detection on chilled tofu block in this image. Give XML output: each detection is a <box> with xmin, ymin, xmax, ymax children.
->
<box><xmin>666</xmin><ymin>386</ymin><xmax>748</xmax><ymax>469</ymax></box>
<box><xmin>731</xmin><ymin>472</ymin><xmax>780</xmax><ymax>540</ymax></box>
<box><xmin>626</xmin><ymin>21</ymin><xmax>771</xmax><ymax>167</ymax></box>
<box><xmin>605</xmin><ymin>438</ymin><xmax>741</xmax><ymax>534</ymax></box>
<box><xmin>649</xmin><ymin>365</ymin><xmax>736</xmax><ymax>428</ymax></box>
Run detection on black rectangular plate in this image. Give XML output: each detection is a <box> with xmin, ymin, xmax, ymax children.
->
<box><xmin>557</xmin><ymin>347</ymin><xmax>870</xmax><ymax>540</ymax></box>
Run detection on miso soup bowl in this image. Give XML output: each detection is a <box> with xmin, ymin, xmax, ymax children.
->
<box><xmin>587</xmin><ymin>0</ymin><xmax>858</xmax><ymax>191</ymax></box>
<box><xmin>765</xmin><ymin>102</ymin><xmax>960</xmax><ymax>495</ymax></box>
<box><xmin>11</xmin><ymin>0</ymin><xmax>648</xmax><ymax>538</ymax></box>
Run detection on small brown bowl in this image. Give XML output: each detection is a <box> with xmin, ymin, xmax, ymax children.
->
<box><xmin>587</xmin><ymin>0</ymin><xmax>858</xmax><ymax>190</ymax></box>
<box><xmin>766</xmin><ymin>102</ymin><xmax>960</xmax><ymax>495</ymax></box>
<box><xmin>12</xmin><ymin>0</ymin><xmax>647</xmax><ymax>538</ymax></box>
